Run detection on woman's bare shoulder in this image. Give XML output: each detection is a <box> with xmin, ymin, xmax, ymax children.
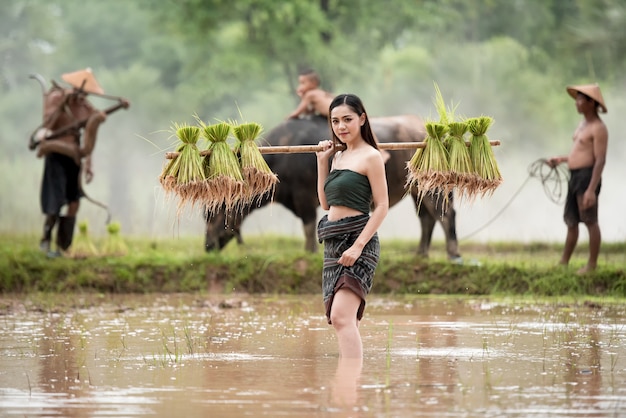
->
<box><xmin>363</xmin><ymin>147</ymin><xmax>385</xmax><ymax>170</ymax></box>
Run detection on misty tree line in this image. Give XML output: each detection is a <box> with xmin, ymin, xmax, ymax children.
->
<box><xmin>2</xmin><ymin>0</ymin><xmax>624</xmax><ymax>141</ymax></box>
<box><xmin>1</xmin><ymin>0</ymin><xmax>624</xmax><ymax>234</ymax></box>
<box><xmin>3</xmin><ymin>1</ymin><xmax>625</xmax><ymax>101</ymax></box>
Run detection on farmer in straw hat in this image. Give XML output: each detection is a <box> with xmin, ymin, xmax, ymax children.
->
<box><xmin>548</xmin><ymin>83</ymin><xmax>608</xmax><ymax>274</ymax></box>
<box><xmin>36</xmin><ymin>68</ymin><xmax>111</xmax><ymax>257</ymax></box>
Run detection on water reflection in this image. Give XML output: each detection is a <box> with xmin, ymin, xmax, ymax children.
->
<box><xmin>562</xmin><ymin>324</ymin><xmax>603</xmax><ymax>416</ymax></box>
<box><xmin>38</xmin><ymin>314</ymin><xmax>93</xmax><ymax>417</ymax></box>
<box><xmin>0</xmin><ymin>294</ymin><xmax>625</xmax><ymax>417</ymax></box>
<box><xmin>331</xmin><ymin>357</ymin><xmax>362</xmax><ymax>409</ymax></box>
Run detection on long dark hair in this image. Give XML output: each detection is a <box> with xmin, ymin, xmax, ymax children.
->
<box><xmin>328</xmin><ymin>93</ymin><xmax>378</xmax><ymax>150</ymax></box>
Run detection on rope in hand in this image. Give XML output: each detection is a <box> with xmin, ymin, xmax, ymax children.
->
<box><xmin>459</xmin><ymin>159</ymin><xmax>570</xmax><ymax>241</ymax></box>
<box><xmin>526</xmin><ymin>158</ymin><xmax>570</xmax><ymax>205</ymax></box>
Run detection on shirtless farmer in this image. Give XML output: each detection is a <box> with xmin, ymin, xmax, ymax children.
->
<box><xmin>287</xmin><ymin>69</ymin><xmax>390</xmax><ymax>162</ymax></box>
<box><xmin>287</xmin><ymin>69</ymin><xmax>334</xmax><ymax>119</ymax></box>
<box><xmin>548</xmin><ymin>84</ymin><xmax>608</xmax><ymax>274</ymax></box>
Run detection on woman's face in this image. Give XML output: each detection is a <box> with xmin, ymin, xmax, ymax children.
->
<box><xmin>330</xmin><ymin>104</ymin><xmax>364</xmax><ymax>144</ymax></box>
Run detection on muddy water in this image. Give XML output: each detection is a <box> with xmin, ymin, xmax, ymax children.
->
<box><xmin>0</xmin><ymin>294</ymin><xmax>625</xmax><ymax>417</ymax></box>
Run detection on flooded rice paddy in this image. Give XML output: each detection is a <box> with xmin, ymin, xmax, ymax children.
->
<box><xmin>1</xmin><ymin>294</ymin><xmax>625</xmax><ymax>417</ymax></box>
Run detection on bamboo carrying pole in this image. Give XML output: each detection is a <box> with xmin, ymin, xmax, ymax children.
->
<box><xmin>165</xmin><ymin>140</ymin><xmax>501</xmax><ymax>159</ymax></box>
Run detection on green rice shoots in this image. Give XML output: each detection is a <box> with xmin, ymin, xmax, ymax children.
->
<box><xmin>200</xmin><ymin>121</ymin><xmax>245</xmax><ymax>213</ymax></box>
<box><xmin>433</xmin><ymin>82</ymin><xmax>457</xmax><ymax>126</ymax></box>
<box><xmin>101</xmin><ymin>221</ymin><xmax>128</xmax><ymax>257</ymax></box>
<box><xmin>159</xmin><ymin>123</ymin><xmax>206</xmax><ymax>212</ymax></box>
<box><xmin>406</xmin><ymin>121</ymin><xmax>451</xmax><ymax>204</ymax></box>
<box><xmin>467</xmin><ymin>116</ymin><xmax>502</xmax><ymax>196</ymax></box>
<box><xmin>233</xmin><ymin>122</ymin><xmax>278</xmax><ymax>205</ymax></box>
<box><xmin>446</xmin><ymin>121</ymin><xmax>477</xmax><ymax>201</ymax></box>
<box><xmin>68</xmin><ymin>220</ymin><xmax>98</xmax><ymax>259</ymax></box>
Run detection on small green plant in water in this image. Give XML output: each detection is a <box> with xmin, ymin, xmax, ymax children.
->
<box><xmin>68</xmin><ymin>220</ymin><xmax>98</xmax><ymax>258</ymax></box>
<box><xmin>101</xmin><ymin>221</ymin><xmax>128</xmax><ymax>257</ymax></box>
<box><xmin>386</xmin><ymin>320</ymin><xmax>393</xmax><ymax>388</ymax></box>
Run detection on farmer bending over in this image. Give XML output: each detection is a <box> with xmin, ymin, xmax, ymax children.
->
<box><xmin>36</xmin><ymin>69</ymin><xmax>108</xmax><ymax>257</ymax></box>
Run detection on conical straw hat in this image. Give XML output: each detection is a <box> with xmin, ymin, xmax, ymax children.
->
<box><xmin>566</xmin><ymin>83</ymin><xmax>607</xmax><ymax>113</ymax></box>
<box><xmin>61</xmin><ymin>68</ymin><xmax>104</xmax><ymax>95</ymax></box>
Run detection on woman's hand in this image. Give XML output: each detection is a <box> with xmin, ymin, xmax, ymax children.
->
<box><xmin>316</xmin><ymin>139</ymin><xmax>335</xmax><ymax>161</ymax></box>
<box><xmin>338</xmin><ymin>245</ymin><xmax>363</xmax><ymax>267</ymax></box>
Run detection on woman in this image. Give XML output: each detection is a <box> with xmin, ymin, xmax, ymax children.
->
<box><xmin>316</xmin><ymin>93</ymin><xmax>389</xmax><ymax>359</ymax></box>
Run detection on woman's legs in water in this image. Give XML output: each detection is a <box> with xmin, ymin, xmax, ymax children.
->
<box><xmin>329</xmin><ymin>288</ymin><xmax>363</xmax><ymax>358</ymax></box>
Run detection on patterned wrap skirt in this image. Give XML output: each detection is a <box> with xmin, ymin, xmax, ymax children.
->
<box><xmin>317</xmin><ymin>214</ymin><xmax>380</xmax><ymax>324</ymax></box>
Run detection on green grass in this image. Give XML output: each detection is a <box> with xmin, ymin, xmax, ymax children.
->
<box><xmin>1</xmin><ymin>234</ymin><xmax>625</xmax><ymax>296</ymax></box>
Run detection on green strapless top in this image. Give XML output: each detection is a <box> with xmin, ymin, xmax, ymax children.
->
<box><xmin>324</xmin><ymin>169</ymin><xmax>372</xmax><ymax>214</ymax></box>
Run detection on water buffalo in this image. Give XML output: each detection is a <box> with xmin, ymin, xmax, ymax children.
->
<box><xmin>205</xmin><ymin>115</ymin><xmax>461</xmax><ymax>259</ymax></box>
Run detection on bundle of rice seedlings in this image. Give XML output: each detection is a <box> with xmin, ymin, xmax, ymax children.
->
<box><xmin>159</xmin><ymin>123</ymin><xmax>206</xmax><ymax>211</ymax></box>
<box><xmin>159</xmin><ymin>142</ymin><xmax>183</xmax><ymax>195</ymax></box>
<box><xmin>467</xmin><ymin>116</ymin><xmax>502</xmax><ymax>196</ymax></box>
<box><xmin>445</xmin><ymin>121</ymin><xmax>477</xmax><ymax>200</ymax></box>
<box><xmin>100</xmin><ymin>221</ymin><xmax>128</xmax><ymax>257</ymax></box>
<box><xmin>406</xmin><ymin>121</ymin><xmax>451</xmax><ymax>200</ymax></box>
<box><xmin>68</xmin><ymin>220</ymin><xmax>98</xmax><ymax>259</ymax></box>
<box><xmin>407</xmin><ymin>82</ymin><xmax>457</xmax><ymax>206</ymax></box>
<box><xmin>200</xmin><ymin>121</ymin><xmax>245</xmax><ymax>213</ymax></box>
<box><xmin>232</xmin><ymin>122</ymin><xmax>278</xmax><ymax>205</ymax></box>
<box><xmin>405</xmin><ymin>142</ymin><xmax>426</xmax><ymax>190</ymax></box>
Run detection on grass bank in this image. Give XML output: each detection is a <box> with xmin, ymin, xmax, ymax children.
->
<box><xmin>1</xmin><ymin>234</ymin><xmax>625</xmax><ymax>296</ymax></box>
